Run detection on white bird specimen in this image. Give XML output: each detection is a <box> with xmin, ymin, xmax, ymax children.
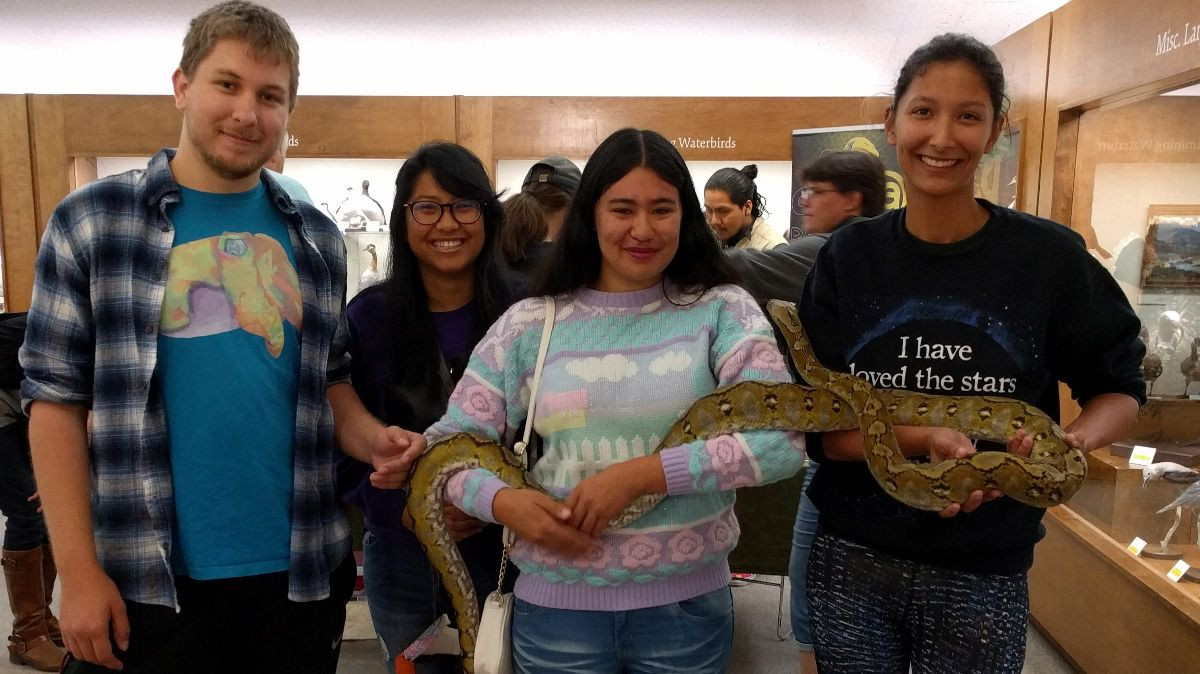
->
<box><xmin>359</xmin><ymin>244</ymin><xmax>381</xmax><ymax>290</ymax></box>
<box><xmin>1142</xmin><ymin>462</ymin><xmax>1200</xmax><ymax>487</ymax></box>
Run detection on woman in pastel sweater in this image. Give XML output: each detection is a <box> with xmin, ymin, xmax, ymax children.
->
<box><xmin>424</xmin><ymin>128</ymin><xmax>805</xmax><ymax>673</ymax></box>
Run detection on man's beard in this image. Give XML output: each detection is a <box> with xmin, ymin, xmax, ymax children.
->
<box><xmin>189</xmin><ymin>124</ymin><xmax>273</xmax><ymax>181</ymax></box>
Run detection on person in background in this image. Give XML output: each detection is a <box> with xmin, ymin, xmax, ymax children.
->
<box><xmin>264</xmin><ymin>130</ymin><xmax>313</xmax><ymax>204</ymax></box>
<box><xmin>426</xmin><ymin>128</ymin><xmax>804</xmax><ymax>673</ymax></box>
<box><xmin>19</xmin><ymin>3</ymin><xmax>422</xmax><ymax>672</ymax></box>
<box><xmin>704</xmin><ymin>164</ymin><xmax>786</xmax><ymax>251</ymax></box>
<box><xmin>1</xmin><ymin>312</ymin><xmax>64</xmax><ymax>671</ymax></box>
<box><xmin>722</xmin><ymin>151</ymin><xmax>886</xmax><ymax>307</ymax></box>
<box><xmin>498</xmin><ymin>156</ymin><xmax>581</xmax><ymax>281</ymax></box>
<box><xmin>336</xmin><ymin>142</ymin><xmax>515</xmax><ymax>673</ymax></box>
<box><xmin>799</xmin><ymin>33</ymin><xmax>1145</xmax><ymax>672</ymax></box>
<box><xmin>725</xmin><ymin>149</ymin><xmax>886</xmax><ymax>674</ymax></box>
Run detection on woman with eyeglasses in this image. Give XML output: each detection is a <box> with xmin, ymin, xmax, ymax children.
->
<box><xmin>425</xmin><ymin>128</ymin><xmax>804</xmax><ymax>672</ymax></box>
<box><xmin>703</xmin><ymin>164</ymin><xmax>786</xmax><ymax>250</ymax></box>
<box><xmin>335</xmin><ymin>142</ymin><xmax>515</xmax><ymax>673</ymax></box>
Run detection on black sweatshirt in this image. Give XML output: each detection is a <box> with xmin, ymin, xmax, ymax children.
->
<box><xmin>798</xmin><ymin>200</ymin><xmax>1146</xmax><ymax>575</ymax></box>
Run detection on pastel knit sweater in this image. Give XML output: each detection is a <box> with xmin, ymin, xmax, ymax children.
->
<box><xmin>428</xmin><ymin>283</ymin><xmax>804</xmax><ymax>611</ymax></box>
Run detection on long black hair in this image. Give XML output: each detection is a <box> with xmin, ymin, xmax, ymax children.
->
<box><xmin>533</xmin><ymin>128</ymin><xmax>738</xmax><ymax>297</ymax></box>
<box><xmin>382</xmin><ymin>142</ymin><xmax>511</xmax><ymax>385</ymax></box>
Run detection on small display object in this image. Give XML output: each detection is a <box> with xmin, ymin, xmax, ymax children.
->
<box><xmin>1183</xmin><ymin>337</ymin><xmax>1200</xmax><ymax>397</ymax></box>
<box><xmin>1141</xmin><ymin>206</ymin><xmax>1200</xmax><ymax>290</ymax></box>
<box><xmin>336</xmin><ymin>180</ymin><xmax>388</xmax><ymax>232</ymax></box>
<box><xmin>344</xmin><ymin>231</ymin><xmax>390</xmax><ymax>300</ymax></box>
<box><xmin>1142</xmin><ymin>462</ymin><xmax>1200</xmax><ymax>558</ymax></box>
<box><xmin>1137</xmin><ymin>309</ymin><xmax>1199</xmax><ymax>398</ymax></box>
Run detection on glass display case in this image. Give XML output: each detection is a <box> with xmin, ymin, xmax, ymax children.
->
<box><xmin>1032</xmin><ymin>78</ymin><xmax>1200</xmax><ymax>670</ymax></box>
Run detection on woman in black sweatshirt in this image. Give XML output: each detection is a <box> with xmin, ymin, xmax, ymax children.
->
<box><xmin>798</xmin><ymin>33</ymin><xmax>1145</xmax><ymax>673</ymax></box>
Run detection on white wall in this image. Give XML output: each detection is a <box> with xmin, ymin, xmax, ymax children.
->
<box><xmin>0</xmin><ymin>1</ymin><xmax>1067</xmax><ymax>98</ymax></box>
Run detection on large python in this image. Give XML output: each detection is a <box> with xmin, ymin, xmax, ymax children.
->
<box><xmin>406</xmin><ymin>300</ymin><xmax>1085</xmax><ymax>671</ymax></box>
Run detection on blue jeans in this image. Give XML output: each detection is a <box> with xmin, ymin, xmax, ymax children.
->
<box><xmin>0</xmin><ymin>422</ymin><xmax>48</xmax><ymax>551</ymax></box>
<box><xmin>362</xmin><ymin>527</ymin><xmax>502</xmax><ymax>673</ymax></box>
<box><xmin>788</xmin><ymin>460</ymin><xmax>819</xmax><ymax>650</ymax></box>
<box><xmin>511</xmin><ymin>586</ymin><xmax>734</xmax><ymax>674</ymax></box>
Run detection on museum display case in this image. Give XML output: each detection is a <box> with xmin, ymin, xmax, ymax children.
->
<box><xmin>991</xmin><ymin>0</ymin><xmax>1200</xmax><ymax>669</ymax></box>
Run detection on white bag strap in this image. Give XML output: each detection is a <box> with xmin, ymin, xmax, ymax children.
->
<box><xmin>498</xmin><ymin>295</ymin><xmax>555</xmax><ymax>587</ymax></box>
<box><xmin>511</xmin><ymin>296</ymin><xmax>555</xmax><ymax>462</ymax></box>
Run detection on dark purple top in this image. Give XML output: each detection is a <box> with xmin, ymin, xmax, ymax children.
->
<box><xmin>337</xmin><ymin>285</ymin><xmax>475</xmax><ymax>540</ymax></box>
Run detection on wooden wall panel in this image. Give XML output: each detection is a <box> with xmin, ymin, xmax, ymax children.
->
<box><xmin>1047</xmin><ymin>0</ymin><xmax>1200</xmax><ymax>110</ymax></box>
<box><xmin>23</xmin><ymin>94</ymin><xmax>457</xmax><ymax>251</ymax></box>
<box><xmin>39</xmin><ymin>94</ymin><xmax>456</xmax><ymax>160</ymax></box>
<box><xmin>286</xmin><ymin>96</ymin><xmax>455</xmax><ymax>157</ymax></box>
<box><xmin>0</xmin><ymin>95</ymin><xmax>37</xmax><ymax>312</ymax></box>
<box><xmin>455</xmin><ymin>97</ymin><xmax>494</xmax><ymax>177</ymax></box>
<box><xmin>488</xmin><ymin>97</ymin><xmax>889</xmax><ymax>161</ymax></box>
<box><xmin>992</xmin><ymin>14</ymin><xmax>1052</xmax><ymax>215</ymax></box>
<box><xmin>56</xmin><ymin>95</ymin><xmax>179</xmax><ymax>157</ymax></box>
<box><xmin>27</xmin><ymin>96</ymin><xmax>69</xmax><ymax>243</ymax></box>
<box><xmin>1038</xmin><ymin>0</ymin><xmax>1200</xmax><ymax>219</ymax></box>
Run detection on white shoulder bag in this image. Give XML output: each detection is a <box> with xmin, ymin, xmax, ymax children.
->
<box><xmin>475</xmin><ymin>296</ymin><xmax>555</xmax><ymax>674</ymax></box>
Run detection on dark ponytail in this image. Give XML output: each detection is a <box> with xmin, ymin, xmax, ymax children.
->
<box><xmin>704</xmin><ymin>164</ymin><xmax>767</xmax><ymax>220</ymax></box>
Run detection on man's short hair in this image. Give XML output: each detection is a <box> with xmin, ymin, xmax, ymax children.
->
<box><xmin>180</xmin><ymin>1</ymin><xmax>300</xmax><ymax>109</ymax></box>
<box><xmin>801</xmin><ymin>151</ymin><xmax>887</xmax><ymax>217</ymax></box>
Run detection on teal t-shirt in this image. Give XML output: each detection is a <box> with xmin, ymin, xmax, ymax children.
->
<box><xmin>159</xmin><ymin>181</ymin><xmax>301</xmax><ymax>580</ymax></box>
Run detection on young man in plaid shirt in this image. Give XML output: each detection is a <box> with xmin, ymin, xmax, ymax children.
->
<box><xmin>19</xmin><ymin>3</ymin><xmax>422</xmax><ymax>671</ymax></box>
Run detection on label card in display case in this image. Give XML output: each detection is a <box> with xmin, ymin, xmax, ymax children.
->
<box><xmin>1167</xmin><ymin>560</ymin><xmax>1191</xmax><ymax>582</ymax></box>
<box><xmin>1127</xmin><ymin>537</ymin><xmax>1148</xmax><ymax>556</ymax></box>
<box><xmin>1128</xmin><ymin>445</ymin><xmax>1158</xmax><ymax>466</ymax></box>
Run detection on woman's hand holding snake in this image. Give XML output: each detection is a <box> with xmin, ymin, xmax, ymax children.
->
<box><xmin>493</xmin><ymin>488</ymin><xmax>593</xmax><ymax>558</ymax></box>
<box><xmin>565</xmin><ymin>455</ymin><xmax>667</xmax><ymax>538</ymax></box>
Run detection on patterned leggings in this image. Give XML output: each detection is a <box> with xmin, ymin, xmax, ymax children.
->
<box><xmin>806</xmin><ymin>530</ymin><xmax>1029</xmax><ymax>674</ymax></box>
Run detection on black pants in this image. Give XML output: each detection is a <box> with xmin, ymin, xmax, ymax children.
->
<box><xmin>806</xmin><ymin>530</ymin><xmax>1028</xmax><ymax>674</ymax></box>
<box><xmin>63</xmin><ymin>552</ymin><xmax>356</xmax><ymax>674</ymax></box>
<box><xmin>0</xmin><ymin>421</ymin><xmax>48</xmax><ymax>550</ymax></box>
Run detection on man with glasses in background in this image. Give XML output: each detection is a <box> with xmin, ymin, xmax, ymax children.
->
<box><xmin>20</xmin><ymin>3</ymin><xmax>423</xmax><ymax>672</ymax></box>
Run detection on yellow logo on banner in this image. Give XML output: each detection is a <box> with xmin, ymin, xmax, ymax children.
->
<box><xmin>885</xmin><ymin>170</ymin><xmax>907</xmax><ymax>210</ymax></box>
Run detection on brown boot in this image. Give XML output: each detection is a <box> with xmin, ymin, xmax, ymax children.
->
<box><xmin>39</xmin><ymin>544</ymin><xmax>63</xmax><ymax>648</ymax></box>
<box><xmin>2</xmin><ymin>548</ymin><xmax>66</xmax><ymax>672</ymax></box>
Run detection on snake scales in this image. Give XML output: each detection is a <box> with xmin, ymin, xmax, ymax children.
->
<box><xmin>406</xmin><ymin>300</ymin><xmax>1085</xmax><ymax>671</ymax></box>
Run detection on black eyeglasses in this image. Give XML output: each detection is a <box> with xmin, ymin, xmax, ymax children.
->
<box><xmin>798</xmin><ymin>187</ymin><xmax>839</xmax><ymax>199</ymax></box>
<box><xmin>404</xmin><ymin>199</ymin><xmax>483</xmax><ymax>226</ymax></box>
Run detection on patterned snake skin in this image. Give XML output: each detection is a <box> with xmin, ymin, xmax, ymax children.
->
<box><xmin>405</xmin><ymin>300</ymin><xmax>1085</xmax><ymax>671</ymax></box>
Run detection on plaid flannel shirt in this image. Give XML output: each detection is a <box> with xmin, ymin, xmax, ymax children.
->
<box><xmin>19</xmin><ymin>149</ymin><xmax>352</xmax><ymax>607</ymax></box>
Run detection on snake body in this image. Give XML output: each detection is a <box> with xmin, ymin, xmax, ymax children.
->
<box><xmin>406</xmin><ymin>300</ymin><xmax>1085</xmax><ymax>671</ymax></box>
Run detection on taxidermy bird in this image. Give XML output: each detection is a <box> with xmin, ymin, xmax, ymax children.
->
<box><xmin>1143</xmin><ymin>462</ymin><xmax>1200</xmax><ymax>487</ymax></box>
<box><xmin>1153</xmin><ymin>473</ymin><xmax>1200</xmax><ymax>550</ymax></box>
<box><xmin>1157</xmin><ymin>481</ymin><xmax>1200</xmax><ymax>515</ymax></box>
<box><xmin>359</xmin><ymin>244</ymin><xmax>380</xmax><ymax>290</ymax></box>
<box><xmin>1182</xmin><ymin>337</ymin><xmax>1200</xmax><ymax>397</ymax></box>
<box><xmin>1143</xmin><ymin>351</ymin><xmax>1163</xmax><ymax>395</ymax></box>
<box><xmin>1156</xmin><ymin>311</ymin><xmax>1184</xmax><ymax>353</ymax></box>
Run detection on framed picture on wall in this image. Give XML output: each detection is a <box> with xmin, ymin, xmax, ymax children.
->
<box><xmin>1141</xmin><ymin>205</ymin><xmax>1200</xmax><ymax>290</ymax></box>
